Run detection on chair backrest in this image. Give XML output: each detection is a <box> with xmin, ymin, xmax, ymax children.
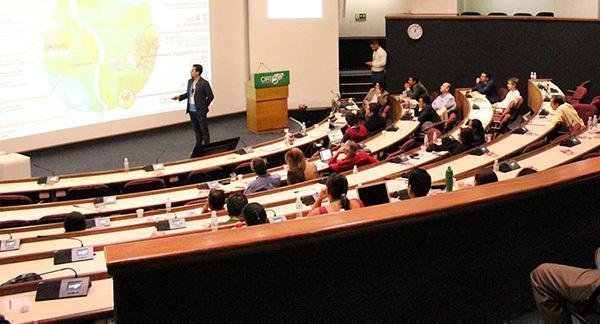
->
<box><xmin>184</xmin><ymin>199</ymin><xmax>206</xmax><ymax>206</ymax></box>
<box><xmin>445</xmin><ymin>113</ymin><xmax>458</xmax><ymax>129</ymax></box>
<box><xmin>429</xmin><ymin>91</ymin><xmax>440</xmax><ymax>103</ymax></box>
<box><xmin>37</xmin><ymin>213</ymin><xmax>69</xmax><ymax>225</ymax></box>
<box><xmin>514</xmin><ymin>13</ymin><xmax>532</xmax><ymax>16</ymax></box>
<box><xmin>187</xmin><ymin>170</ymin><xmax>211</xmax><ymax>185</ymax></box>
<box><xmin>0</xmin><ymin>219</ymin><xmax>30</xmax><ymax>229</ymax></box>
<box><xmin>582</xmin><ymin>152</ymin><xmax>600</xmax><ymax>161</ymax></box>
<box><xmin>488</xmin><ymin>12</ymin><xmax>507</xmax><ymax>16</ymax></box>
<box><xmin>590</xmin><ymin>96</ymin><xmax>600</xmax><ymax>108</ymax></box>
<box><xmin>522</xmin><ymin>139</ymin><xmax>547</xmax><ymax>154</ymax></box>
<box><xmin>574</xmin><ymin>104</ymin><xmax>598</xmax><ymax>123</ymax></box>
<box><xmin>234</xmin><ymin>162</ymin><xmax>253</xmax><ymax>175</ymax></box>
<box><xmin>578</xmin><ymin>80</ymin><xmax>592</xmax><ymax>89</ymax></box>
<box><xmin>66</xmin><ymin>184</ymin><xmax>110</xmax><ymax>200</ymax></box>
<box><xmin>497</xmin><ymin>87</ymin><xmax>508</xmax><ymax>101</ymax></box>
<box><xmin>460</xmin><ymin>12</ymin><xmax>481</xmax><ymax>16</ymax></box>
<box><xmin>503</xmin><ymin>96</ymin><xmax>523</xmax><ymax>119</ymax></box>
<box><xmin>536</xmin><ymin>11</ymin><xmax>554</xmax><ymax>17</ymax></box>
<box><xmin>0</xmin><ymin>195</ymin><xmax>33</xmax><ymax>207</ymax></box>
<box><xmin>122</xmin><ymin>177</ymin><xmax>165</xmax><ymax>194</ymax></box>
<box><xmin>389</xmin><ymin>96</ymin><xmax>402</xmax><ymax>122</ymax></box>
<box><xmin>569</xmin><ymin>86</ymin><xmax>588</xmax><ymax>104</ymax></box>
<box><xmin>426</xmin><ymin>128</ymin><xmax>442</xmax><ymax>144</ymax></box>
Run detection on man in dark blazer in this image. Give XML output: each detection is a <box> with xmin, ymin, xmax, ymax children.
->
<box><xmin>172</xmin><ymin>64</ymin><xmax>214</xmax><ymax>146</ymax></box>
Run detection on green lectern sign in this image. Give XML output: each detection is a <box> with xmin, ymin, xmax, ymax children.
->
<box><xmin>253</xmin><ymin>70</ymin><xmax>290</xmax><ymax>89</ymax></box>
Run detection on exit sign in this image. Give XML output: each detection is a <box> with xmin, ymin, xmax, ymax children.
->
<box><xmin>355</xmin><ymin>12</ymin><xmax>367</xmax><ymax>22</ymax></box>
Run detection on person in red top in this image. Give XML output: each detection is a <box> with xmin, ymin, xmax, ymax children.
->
<box><xmin>307</xmin><ymin>172</ymin><xmax>364</xmax><ymax>216</ymax></box>
<box><xmin>341</xmin><ymin>112</ymin><xmax>367</xmax><ymax>143</ymax></box>
<box><xmin>328</xmin><ymin>140</ymin><xmax>378</xmax><ymax>172</ymax></box>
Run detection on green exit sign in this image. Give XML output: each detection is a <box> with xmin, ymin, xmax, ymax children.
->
<box><xmin>355</xmin><ymin>12</ymin><xmax>367</xmax><ymax>22</ymax></box>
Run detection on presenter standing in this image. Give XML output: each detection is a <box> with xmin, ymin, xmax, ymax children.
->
<box><xmin>366</xmin><ymin>40</ymin><xmax>387</xmax><ymax>88</ymax></box>
<box><xmin>172</xmin><ymin>64</ymin><xmax>214</xmax><ymax>146</ymax></box>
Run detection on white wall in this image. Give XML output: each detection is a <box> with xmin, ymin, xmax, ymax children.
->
<box><xmin>461</xmin><ymin>0</ymin><xmax>599</xmax><ymax>17</ymax></box>
<box><xmin>248</xmin><ymin>0</ymin><xmax>339</xmax><ymax>108</ymax></box>
<box><xmin>339</xmin><ymin>0</ymin><xmax>408</xmax><ymax>37</ymax></box>
<box><xmin>554</xmin><ymin>0</ymin><xmax>599</xmax><ymax>18</ymax></box>
<box><xmin>409</xmin><ymin>0</ymin><xmax>458</xmax><ymax>14</ymax></box>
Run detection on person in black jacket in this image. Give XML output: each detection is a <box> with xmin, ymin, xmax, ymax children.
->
<box><xmin>469</xmin><ymin>119</ymin><xmax>486</xmax><ymax>146</ymax></box>
<box><xmin>468</xmin><ymin>72</ymin><xmax>499</xmax><ymax>103</ymax></box>
<box><xmin>363</xmin><ymin>103</ymin><xmax>386</xmax><ymax>135</ymax></box>
<box><xmin>417</xmin><ymin>95</ymin><xmax>441</xmax><ymax>131</ymax></box>
<box><xmin>449</xmin><ymin>127</ymin><xmax>475</xmax><ymax>156</ymax></box>
<box><xmin>172</xmin><ymin>64</ymin><xmax>214</xmax><ymax>146</ymax></box>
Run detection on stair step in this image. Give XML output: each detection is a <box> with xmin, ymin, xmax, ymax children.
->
<box><xmin>340</xmin><ymin>70</ymin><xmax>371</xmax><ymax>77</ymax></box>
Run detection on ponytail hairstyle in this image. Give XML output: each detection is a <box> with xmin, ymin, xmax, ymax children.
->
<box><xmin>326</xmin><ymin>173</ymin><xmax>351</xmax><ymax>210</ymax></box>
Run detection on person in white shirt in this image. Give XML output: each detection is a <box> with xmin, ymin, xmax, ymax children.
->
<box><xmin>493</xmin><ymin>77</ymin><xmax>521</xmax><ymax>110</ymax></box>
<box><xmin>366</xmin><ymin>40</ymin><xmax>387</xmax><ymax>88</ymax></box>
<box><xmin>431</xmin><ymin>82</ymin><xmax>456</xmax><ymax>121</ymax></box>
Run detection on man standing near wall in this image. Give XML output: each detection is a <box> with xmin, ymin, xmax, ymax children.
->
<box><xmin>366</xmin><ymin>40</ymin><xmax>387</xmax><ymax>88</ymax></box>
<box><xmin>172</xmin><ymin>64</ymin><xmax>214</xmax><ymax>147</ymax></box>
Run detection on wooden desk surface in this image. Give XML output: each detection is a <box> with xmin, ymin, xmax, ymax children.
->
<box><xmin>0</xmin><ymin>278</ymin><xmax>113</xmax><ymax>323</ymax></box>
<box><xmin>0</xmin><ymin>113</ymin><xmax>344</xmax><ymax>196</ymax></box>
<box><xmin>0</xmin><ymin>118</ymin><xmax>419</xmax><ymax>221</ymax></box>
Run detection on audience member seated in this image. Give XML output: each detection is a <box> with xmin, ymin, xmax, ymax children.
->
<box><xmin>341</xmin><ymin>112</ymin><xmax>368</xmax><ymax>143</ymax></box>
<box><xmin>517</xmin><ymin>167</ymin><xmax>538</xmax><ymax>177</ymax></box>
<box><xmin>469</xmin><ymin>119</ymin><xmax>486</xmax><ymax>146</ymax></box>
<box><xmin>203</xmin><ymin>189</ymin><xmax>225</xmax><ymax>213</ymax></box>
<box><xmin>449</xmin><ymin>127</ymin><xmax>476</xmax><ymax>156</ymax></box>
<box><xmin>244</xmin><ymin>158</ymin><xmax>281</xmax><ymax>195</ymax></box>
<box><xmin>493</xmin><ymin>77</ymin><xmax>521</xmax><ymax>110</ymax></box>
<box><xmin>404</xmin><ymin>75</ymin><xmax>429</xmax><ymax>100</ymax></box>
<box><xmin>328</xmin><ymin>140</ymin><xmax>379</xmax><ymax>172</ymax></box>
<box><xmin>226</xmin><ymin>192</ymin><xmax>248</xmax><ymax>223</ymax></box>
<box><xmin>362</xmin><ymin>82</ymin><xmax>389</xmax><ymax>115</ymax></box>
<box><xmin>469</xmin><ymin>71</ymin><xmax>499</xmax><ymax>103</ymax></box>
<box><xmin>474</xmin><ymin>168</ymin><xmax>498</xmax><ymax>186</ymax></box>
<box><xmin>550</xmin><ymin>95</ymin><xmax>585</xmax><ymax>132</ymax></box>
<box><xmin>530</xmin><ymin>247</ymin><xmax>600</xmax><ymax>324</ymax></box>
<box><xmin>241</xmin><ymin>202</ymin><xmax>268</xmax><ymax>226</ymax></box>
<box><xmin>363</xmin><ymin>103</ymin><xmax>386</xmax><ymax>135</ymax></box>
<box><xmin>431</xmin><ymin>82</ymin><xmax>457</xmax><ymax>119</ymax></box>
<box><xmin>418</xmin><ymin>95</ymin><xmax>442</xmax><ymax>131</ymax></box>
<box><xmin>285</xmin><ymin>148</ymin><xmax>318</xmax><ymax>185</ymax></box>
<box><xmin>64</xmin><ymin>211</ymin><xmax>87</xmax><ymax>232</ymax></box>
<box><xmin>407</xmin><ymin>168</ymin><xmax>432</xmax><ymax>198</ymax></box>
<box><xmin>307</xmin><ymin>173</ymin><xmax>364</xmax><ymax>216</ymax></box>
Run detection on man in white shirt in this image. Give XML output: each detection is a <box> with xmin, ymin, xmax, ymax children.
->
<box><xmin>493</xmin><ymin>77</ymin><xmax>521</xmax><ymax>111</ymax></box>
<box><xmin>431</xmin><ymin>82</ymin><xmax>456</xmax><ymax>121</ymax></box>
<box><xmin>366</xmin><ymin>40</ymin><xmax>387</xmax><ymax>88</ymax></box>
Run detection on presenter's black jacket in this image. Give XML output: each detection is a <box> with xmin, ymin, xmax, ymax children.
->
<box><xmin>177</xmin><ymin>78</ymin><xmax>214</xmax><ymax>113</ymax></box>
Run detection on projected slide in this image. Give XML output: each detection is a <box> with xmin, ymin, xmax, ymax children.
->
<box><xmin>0</xmin><ymin>0</ymin><xmax>211</xmax><ymax>142</ymax></box>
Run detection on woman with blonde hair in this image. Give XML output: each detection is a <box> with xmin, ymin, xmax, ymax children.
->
<box><xmin>284</xmin><ymin>148</ymin><xmax>318</xmax><ymax>185</ymax></box>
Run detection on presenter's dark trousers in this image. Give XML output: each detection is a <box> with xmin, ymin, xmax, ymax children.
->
<box><xmin>189</xmin><ymin>110</ymin><xmax>210</xmax><ymax>146</ymax></box>
<box><xmin>372</xmin><ymin>71</ymin><xmax>385</xmax><ymax>88</ymax></box>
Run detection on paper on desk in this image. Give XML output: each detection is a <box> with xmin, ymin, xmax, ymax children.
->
<box><xmin>1</xmin><ymin>296</ymin><xmax>32</xmax><ymax>313</ymax></box>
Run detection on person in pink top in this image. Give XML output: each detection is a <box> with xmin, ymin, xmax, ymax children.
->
<box><xmin>307</xmin><ymin>172</ymin><xmax>364</xmax><ymax>216</ymax></box>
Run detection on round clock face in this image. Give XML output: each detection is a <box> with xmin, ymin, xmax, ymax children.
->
<box><xmin>407</xmin><ymin>23</ymin><xmax>423</xmax><ymax>40</ymax></box>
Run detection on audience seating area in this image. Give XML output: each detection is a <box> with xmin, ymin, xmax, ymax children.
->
<box><xmin>1</xmin><ymin>78</ymin><xmax>599</xmax><ymax>323</ymax></box>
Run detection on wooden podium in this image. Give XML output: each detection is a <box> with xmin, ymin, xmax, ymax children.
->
<box><xmin>245</xmin><ymin>70</ymin><xmax>290</xmax><ymax>134</ymax></box>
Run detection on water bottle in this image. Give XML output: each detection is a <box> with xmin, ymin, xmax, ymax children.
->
<box><xmin>353</xmin><ymin>165</ymin><xmax>358</xmax><ymax>175</ymax></box>
<box><xmin>422</xmin><ymin>134</ymin><xmax>429</xmax><ymax>150</ymax></box>
<box><xmin>533</xmin><ymin>72</ymin><xmax>537</xmax><ymax>80</ymax></box>
<box><xmin>493</xmin><ymin>160</ymin><xmax>499</xmax><ymax>172</ymax></box>
<box><xmin>295</xmin><ymin>196</ymin><xmax>303</xmax><ymax>218</ymax></box>
<box><xmin>530</xmin><ymin>72</ymin><xmax>534</xmax><ymax>80</ymax></box>
<box><xmin>123</xmin><ymin>158</ymin><xmax>129</xmax><ymax>172</ymax></box>
<box><xmin>301</xmin><ymin>122</ymin><xmax>307</xmax><ymax>136</ymax></box>
<box><xmin>593</xmin><ymin>115</ymin><xmax>598</xmax><ymax>129</ymax></box>
<box><xmin>165</xmin><ymin>198</ymin><xmax>171</xmax><ymax>213</ymax></box>
<box><xmin>588</xmin><ymin>116</ymin><xmax>593</xmax><ymax>130</ymax></box>
<box><xmin>210</xmin><ymin>210</ymin><xmax>218</xmax><ymax>232</ymax></box>
<box><xmin>445</xmin><ymin>167</ymin><xmax>454</xmax><ymax>192</ymax></box>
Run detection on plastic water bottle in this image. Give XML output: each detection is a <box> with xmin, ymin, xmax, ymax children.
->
<box><xmin>593</xmin><ymin>115</ymin><xmax>598</xmax><ymax>129</ymax></box>
<box><xmin>530</xmin><ymin>72</ymin><xmax>534</xmax><ymax>80</ymax></box>
<box><xmin>165</xmin><ymin>198</ymin><xmax>171</xmax><ymax>213</ymax></box>
<box><xmin>493</xmin><ymin>160</ymin><xmax>499</xmax><ymax>172</ymax></box>
<box><xmin>445</xmin><ymin>167</ymin><xmax>454</xmax><ymax>192</ymax></box>
<box><xmin>353</xmin><ymin>165</ymin><xmax>358</xmax><ymax>175</ymax></box>
<box><xmin>301</xmin><ymin>122</ymin><xmax>307</xmax><ymax>136</ymax></box>
<box><xmin>533</xmin><ymin>72</ymin><xmax>537</xmax><ymax>80</ymax></box>
<box><xmin>123</xmin><ymin>158</ymin><xmax>129</xmax><ymax>172</ymax></box>
<box><xmin>422</xmin><ymin>134</ymin><xmax>429</xmax><ymax>150</ymax></box>
<box><xmin>295</xmin><ymin>196</ymin><xmax>303</xmax><ymax>218</ymax></box>
<box><xmin>588</xmin><ymin>117</ymin><xmax>593</xmax><ymax>131</ymax></box>
<box><xmin>210</xmin><ymin>210</ymin><xmax>218</xmax><ymax>232</ymax></box>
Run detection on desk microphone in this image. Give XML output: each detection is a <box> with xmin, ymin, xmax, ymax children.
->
<box><xmin>0</xmin><ymin>233</ymin><xmax>21</xmax><ymax>251</ymax></box>
<box><xmin>36</xmin><ymin>235</ymin><xmax>84</xmax><ymax>247</ymax></box>
<box><xmin>33</xmin><ymin>163</ymin><xmax>60</xmax><ymax>185</ymax></box>
<box><xmin>73</xmin><ymin>204</ymin><xmax>98</xmax><ymax>212</ymax></box>
<box><xmin>33</xmin><ymin>163</ymin><xmax>56</xmax><ymax>176</ymax></box>
<box><xmin>155</xmin><ymin>149</ymin><xmax>166</xmax><ymax>164</ymax></box>
<box><xmin>34</xmin><ymin>268</ymin><xmax>92</xmax><ymax>301</ymax></box>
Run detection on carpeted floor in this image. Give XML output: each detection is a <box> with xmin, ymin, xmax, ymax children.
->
<box><xmin>26</xmin><ymin>113</ymin><xmax>300</xmax><ymax>177</ymax></box>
